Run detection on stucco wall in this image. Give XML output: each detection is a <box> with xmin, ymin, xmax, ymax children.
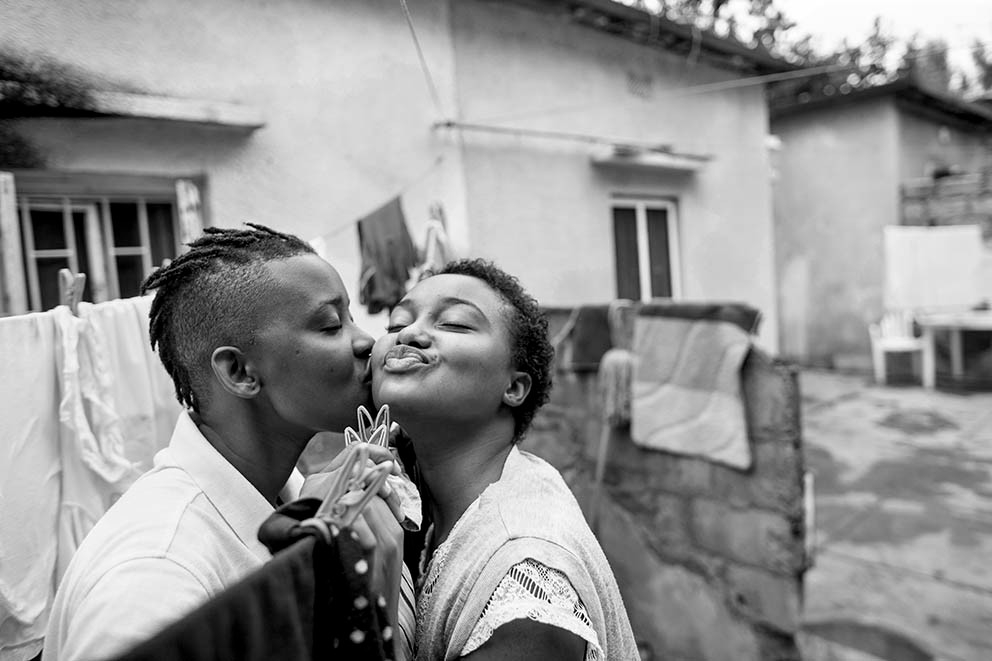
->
<box><xmin>2</xmin><ymin>0</ymin><xmax>781</xmax><ymax>352</ymax></box>
<box><xmin>448</xmin><ymin>0</ymin><xmax>780</xmax><ymax>353</ymax></box>
<box><xmin>0</xmin><ymin>0</ymin><xmax>461</xmax><ymax>332</ymax></box>
<box><xmin>771</xmin><ymin>99</ymin><xmax>900</xmax><ymax>366</ymax></box>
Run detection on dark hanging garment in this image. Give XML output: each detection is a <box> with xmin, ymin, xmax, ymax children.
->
<box><xmin>357</xmin><ymin>197</ymin><xmax>418</xmax><ymax>314</ymax></box>
<box><xmin>109</xmin><ymin>499</ymin><xmax>394</xmax><ymax>661</ymax></box>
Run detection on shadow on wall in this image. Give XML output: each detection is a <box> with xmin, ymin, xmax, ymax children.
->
<box><xmin>800</xmin><ymin>619</ymin><xmax>934</xmax><ymax>661</ymax></box>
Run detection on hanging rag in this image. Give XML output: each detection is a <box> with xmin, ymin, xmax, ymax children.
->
<box><xmin>630</xmin><ymin>302</ymin><xmax>758</xmax><ymax>470</ymax></box>
<box><xmin>79</xmin><ymin>296</ymin><xmax>181</xmax><ymax>472</ymax></box>
<box><xmin>52</xmin><ymin>305</ymin><xmax>140</xmax><ymax>582</ymax></box>
<box><xmin>405</xmin><ymin>217</ymin><xmax>455</xmax><ymax>289</ymax></box>
<box><xmin>357</xmin><ymin>197</ymin><xmax>418</xmax><ymax>314</ymax></box>
<box><xmin>108</xmin><ymin>499</ymin><xmax>395</xmax><ymax>661</ymax></box>
<box><xmin>0</xmin><ymin>312</ymin><xmax>61</xmax><ymax>661</ymax></box>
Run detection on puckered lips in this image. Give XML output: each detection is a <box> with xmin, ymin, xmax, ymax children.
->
<box><xmin>382</xmin><ymin>345</ymin><xmax>431</xmax><ymax>374</ymax></box>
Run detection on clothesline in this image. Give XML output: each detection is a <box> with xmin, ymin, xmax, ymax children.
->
<box><xmin>316</xmin><ymin>154</ymin><xmax>446</xmax><ymax>241</ymax></box>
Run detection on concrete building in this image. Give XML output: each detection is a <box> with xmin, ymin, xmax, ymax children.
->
<box><xmin>771</xmin><ymin>78</ymin><xmax>992</xmax><ymax>368</ymax></box>
<box><xmin>1</xmin><ymin>0</ymin><xmax>789</xmax><ymax>352</ymax></box>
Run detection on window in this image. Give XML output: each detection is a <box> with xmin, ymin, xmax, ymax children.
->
<box><xmin>611</xmin><ymin>198</ymin><xmax>681</xmax><ymax>302</ymax></box>
<box><xmin>1</xmin><ymin>172</ymin><xmax>203</xmax><ymax>313</ymax></box>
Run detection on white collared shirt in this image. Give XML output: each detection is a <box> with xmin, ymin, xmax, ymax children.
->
<box><xmin>43</xmin><ymin>412</ymin><xmax>302</xmax><ymax>661</ymax></box>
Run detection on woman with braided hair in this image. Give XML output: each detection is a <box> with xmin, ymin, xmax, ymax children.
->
<box><xmin>44</xmin><ymin>224</ymin><xmax>406</xmax><ymax>661</ymax></box>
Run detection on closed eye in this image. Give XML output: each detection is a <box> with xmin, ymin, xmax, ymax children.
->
<box><xmin>385</xmin><ymin>325</ymin><xmax>406</xmax><ymax>333</ymax></box>
<box><xmin>439</xmin><ymin>322</ymin><xmax>472</xmax><ymax>330</ymax></box>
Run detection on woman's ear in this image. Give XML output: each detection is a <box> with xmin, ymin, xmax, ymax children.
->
<box><xmin>502</xmin><ymin>371</ymin><xmax>532</xmax><ymax>408</ymax></box>
<box><xmin>210</xmin><ymin>346</ymin><xmax>260</xmax><ymax>399</ymax></box>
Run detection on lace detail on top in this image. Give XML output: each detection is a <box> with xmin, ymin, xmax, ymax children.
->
<box><xmin>459</xmin><ymin>558</ymin><xmax>602</xmax><ymax>660</ymax></box>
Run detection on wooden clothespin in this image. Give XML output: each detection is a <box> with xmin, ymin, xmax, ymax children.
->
<box><xmin>58</xmin><ymin>268</ymin><xmax>86</xmax><ymax>316</ymax></box>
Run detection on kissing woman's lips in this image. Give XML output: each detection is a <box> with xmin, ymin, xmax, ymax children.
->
<box><xmin>382</xmin><ymin>345</ymin><xmax>431</xmax><ymax>373</ymax></box>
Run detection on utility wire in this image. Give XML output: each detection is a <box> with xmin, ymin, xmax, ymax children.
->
<box><xmin>398</xmin><ymin>0</ymin><xmax>444</xmax><ymax>117</ymax></box>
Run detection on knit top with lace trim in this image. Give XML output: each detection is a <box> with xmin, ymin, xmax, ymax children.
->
<box><xmin>418</xmin><ymin>500</ymin><xmax>602</xmax><ymax>660</ymax></box>
<box><xmin>412</xmin><ymin>447</ymin><xmax>638</xmax><ymax>661</ymax></box>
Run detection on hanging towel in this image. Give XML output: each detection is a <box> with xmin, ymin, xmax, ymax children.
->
<box><xmin>630</xmin><ymin>302</ymin><xmax>757</xmax><ymax>470</ymax></box>
<box><xmin>80</xmin><ymin>296</ymin><xmax>181</xmax><ymax>473</ymax></box>
<box><xmin>0</xmin><ymin>312</ymin><xmax>61</xmax><ymax>661</ymax></box>
<box><xmin>357</xmin><ymin>197</ymin><xmax>418</xmax><ymax>314</ymax></box>
<box><xmin>52</xmin><ymin>306</ymin><xmax>140</xmax><ymax>582</ymax></box>
<box><xmin>406</xmin><ymin>217</ymin><xmax>455</xmax><ymax>289</ymax></box>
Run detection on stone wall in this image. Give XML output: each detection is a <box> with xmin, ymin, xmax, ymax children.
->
<box><xmin>521</xmin><ymin>336</ymin><xmax>807</xmax><ymax>660</ymax></box>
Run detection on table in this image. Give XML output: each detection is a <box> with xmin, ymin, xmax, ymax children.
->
<box><xmin>916</xmin><ymin>311</ymin><xmax>992</xmax><ymax>389</ymax></box>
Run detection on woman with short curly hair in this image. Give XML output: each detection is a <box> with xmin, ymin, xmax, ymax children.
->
<box><xmin>372</xmin><ymin>259</ymin><xmax>638</xmax><ymax>661</ymax></box>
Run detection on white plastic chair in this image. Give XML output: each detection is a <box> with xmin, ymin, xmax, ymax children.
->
<box><xmin>868</xmin><ymin>311</ymin><xmax>925</xmax><ymax>385</ymax></box>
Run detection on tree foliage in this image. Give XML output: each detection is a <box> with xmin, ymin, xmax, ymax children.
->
<box><xmin>624</xmin><ymin>0</ymin><xmax>992</xmax><ymax>98</ymax></box>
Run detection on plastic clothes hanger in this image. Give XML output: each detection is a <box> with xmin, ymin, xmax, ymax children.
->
<box><xmin>297</xmin><ymin>405</ymin><xmax>394</xmax><ymax>542</ymax></box>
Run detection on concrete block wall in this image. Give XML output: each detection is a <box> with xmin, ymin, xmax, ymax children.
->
<box><xmin>521</xmin><ymin>340</ymin><xmax>807</xmax><ymax>661</ymax></box>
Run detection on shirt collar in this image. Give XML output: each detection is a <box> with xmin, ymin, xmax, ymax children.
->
<box><xmin>163</xmin><ymin>411</ymin><xmax>303</xmax><ymax>562</ymax></box>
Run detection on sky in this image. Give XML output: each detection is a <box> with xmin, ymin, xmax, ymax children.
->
<box><xmin>774</xmin><ymin>0</ymin><xmax>992</xmax><ymax>76</ymax></box>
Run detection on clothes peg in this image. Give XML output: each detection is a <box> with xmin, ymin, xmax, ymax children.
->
<box><xmin>297</xmin><ymin>443</ymin><xmax>392</xmax><ymax>543</ymax></box>
<box><xmin>58</xmin><ymin>268</ymin><xmax>87</xmax><ymax>316</ymax></box>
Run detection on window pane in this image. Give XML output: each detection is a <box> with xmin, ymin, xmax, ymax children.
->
<box><xmin>110</xmin><ymin>202</ymin><xmax>141</xmax><ymax>247</ymax></box>
<box><xmin>36</xmin><ymin>257</ymin><xmax>70</xmax><ymax>310</ymax></box>
<box><xmin>147</xmin><ymin>202</ymin><xmax>177</xmax><ymax>267</ymax></box>
<box><xmin>116</xmin><ymin>255</ymin><xmax>144</xmax><ymax>298</ymax></box>
<box><xmin>612</xmin><ymin>207</ymin><xmax>640</xmax><ymax>301</ymax></box>
<box><xmin>71</xmin><ymin>211</ymin><xmax>93</xmax><ymax>302</ymax></box>
<box><xmin>29</xmin><ymin>209</ymin><xmax>67</xmax><ymax>250</ymax></box>
<box><xmin>646</xmin><ymin>208</ymin><xmax>672</xmax><ymax>298</ymax></box>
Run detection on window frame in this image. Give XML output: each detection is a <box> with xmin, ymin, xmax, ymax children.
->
<box><xmin>2</xmin><ymin>170</ymin><xmax>202</xmax><ymax>313</ymax></box>
<box><xmin>610</xmin><ymin>195</ymin><xmax>682</xmax><ymax>302</ymax></box>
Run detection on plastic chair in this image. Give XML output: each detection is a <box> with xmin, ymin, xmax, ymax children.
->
<box><xmin>868</xmin><ymin>311</ymin><xmax>925</xmax><ymax>385</ymax></box>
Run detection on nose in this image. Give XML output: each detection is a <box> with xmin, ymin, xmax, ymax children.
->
<box><xmin>352</xmin><ymin>326</ymin><xmax>374</xmax><ymax>358</ymax></box>
<box><xmin>395</xmin><ymin>319</ymin><xmax>431</xmax><ymax>349</ymax></box>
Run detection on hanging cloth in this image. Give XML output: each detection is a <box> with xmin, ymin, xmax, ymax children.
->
<box><xmin>109</xmin><ymin>499</ymin><xmax>396</xmax><ymax>661</ymax></box>
<box><xmin>357</xmin><ymin>197</ymin><xmax>418</xmax><ymax>314</ymax></box>
<box><xmin>0</xmin><ymin>312</ymin><xmax>61</xmax><ymax>661</ymax></box>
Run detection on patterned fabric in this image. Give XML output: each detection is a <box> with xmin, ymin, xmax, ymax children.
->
<box><xmin>412</xmin><ymin>448</ymin><xmax>638</xmax><ymax>661</ymax></box>
<box><xmin>462</xmin><ymin>559</ymin><xmax>602</xmax><ymax>659</ymax></box>
<box><xmin>261</xmin><ymin>498</ymin><xmax>414</xmax><ymax>661</ymax></box>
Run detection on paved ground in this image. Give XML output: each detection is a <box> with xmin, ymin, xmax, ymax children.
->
<box><xmin>799</xmin><ymin>369</ymin><xmax>992</xmax><ymax>661</ymax></box>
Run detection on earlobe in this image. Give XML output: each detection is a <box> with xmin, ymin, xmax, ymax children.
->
<box><xmin>502</xmin><ymin>371</ymin><xmax>532</xmax><ymax>408</ymax></box>
<box><xmin>211</xmin><ymin>346</ymin><xmax>260</xmax><ymax>399</ymax></box>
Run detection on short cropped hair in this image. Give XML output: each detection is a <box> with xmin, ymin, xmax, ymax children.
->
<box><xmin>431</xmin><ymin>259</ymin><xmax>554</xmax><ymax>442</ymax></box>
<box><xmin>141</xmin><ymin>223</ymin><xmax>315</xmax><ymax>412</ymax></box>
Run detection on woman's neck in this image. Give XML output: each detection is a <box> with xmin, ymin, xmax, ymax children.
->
<box><xmin>193</xmin><ymin>407</ymin><xmax>309</xmax><ymax>505</ymax></box>
<box><xmin>412</xmin><ymin>420</ymin><xmax>515</xmax><ymax>549</ymax></box>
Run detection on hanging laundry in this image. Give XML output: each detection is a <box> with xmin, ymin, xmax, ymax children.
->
<box><xmin>109</xmin><ymin>500</ymin><xmax>396</xmax><ymax>661</ymax></box>
<box><xmin>0</xmin><ymin>297</ymin><xmax>182</xmax><ymax>661</ymax></box>
<box><xmin>0</xmin><ymin>312</ymin><xmax>61</xmax><ymax>661</ymax></box>
<box><xmin>52</xmin><ymin>305</ymin><xmax>140</xmax><ymax>582</ymax></box>
<box><xmin>405</xmin><ymin>203</ymin><xmax>455</xmax><ymax>289</ymax></box>
<box><xmin>80</xmin><ymin>296</ymin><xmax>181</xmax><ymax>473</ymax></box>
<box><xmin>630</xmin><ymin>302</ymin><xmax>758</xmax><ymax>470</ymax></box>
<box><xmin>356</xmin><ymin>197</ymin><xmax>418</xmax><ymax>315</ymax></box>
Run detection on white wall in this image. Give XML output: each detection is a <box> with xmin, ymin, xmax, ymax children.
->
<box><xmin>3</xmin><ymin>0</ymin><xmax>781</xmax><ymax>350</ymax></box>
<box><xmin>449</xmin><ymin>1</ymin><xmax>780</xmax><ymax>351</ymax></box>
<box><xmin>771</xmin><ymin>99</ymin><xmax>900</xmax><ymax>365</ymax></box>
<box><xmin>1</xmin><ymin>0</ymin><xmax>461</xmax><ymax>333</ymax></box>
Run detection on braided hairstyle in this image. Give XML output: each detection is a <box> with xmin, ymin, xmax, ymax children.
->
<box><xmin>431</xmin><ymin>259</ymin><xmax>554</xmax><ymax>443</ymax></box>
<box><xmin>141</xmin><ymin>223</ymin><xmax>315</xmax><ymax>412</ymax></box>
